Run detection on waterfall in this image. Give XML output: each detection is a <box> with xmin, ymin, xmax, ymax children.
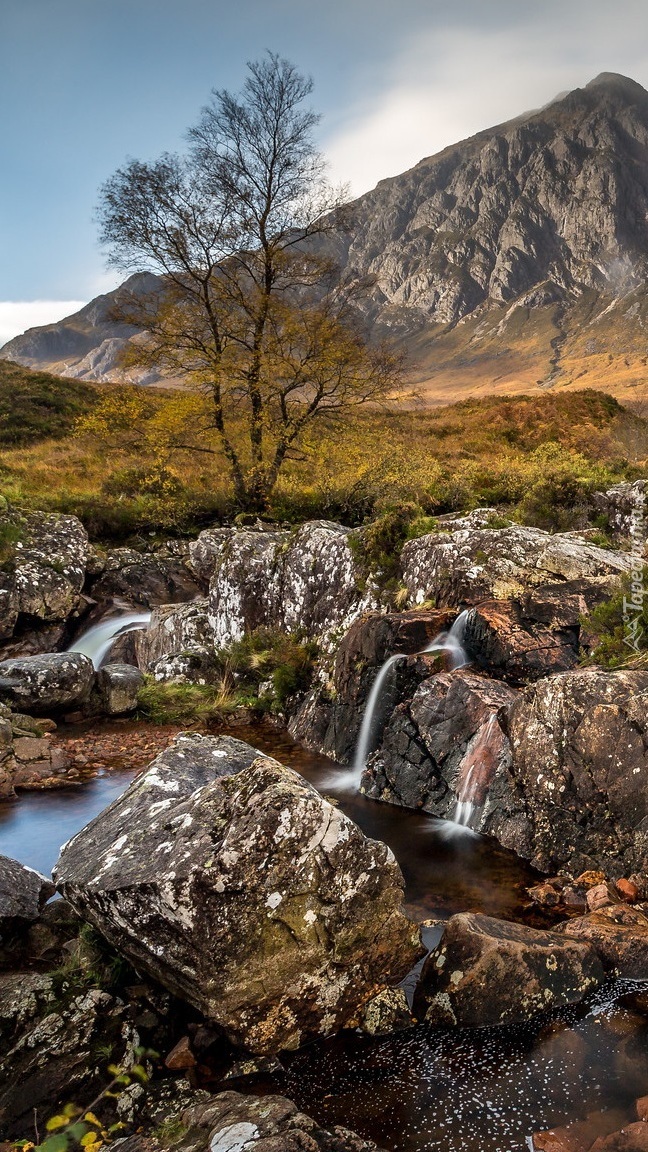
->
<box><xmin>345</xmin><ymin>609</ymin><xmax>472</xmax><ymax>793</ymax></box>
<box><xmin>452</xmin><ymin>713</ymin><xmax>500</xmax><ymax>829</ymax></box>
<box><xmin>424</xmin><ymin>609</ymin><xmax>470</xmax><ymax>669</ymax></box>
<box><xmin>68</xmin><ymin>612</ymin><xmax>151</xmax><ymax>670</ymax></box>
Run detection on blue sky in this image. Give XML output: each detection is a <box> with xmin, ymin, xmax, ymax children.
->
<box><xmin>3</xmin><ymin>0</ymin><xmax>648</xmax><ymax>343</ymax></box>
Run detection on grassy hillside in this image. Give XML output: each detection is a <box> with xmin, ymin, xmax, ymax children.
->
<box><xmin>1</xmin><ymin>377</ymin><xmax>646</xmax><ymax>542</ymax></box>
<box><xmin>0</xmin><ymin>360</ymin><xmax>98</xmax><ymax>447</ymax></box>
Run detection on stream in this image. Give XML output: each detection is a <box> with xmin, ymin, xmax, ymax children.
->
<box><xmin>1</xmin><ymin>723</ymin><xmax>647</xmax><ymax>1151</ymax></box>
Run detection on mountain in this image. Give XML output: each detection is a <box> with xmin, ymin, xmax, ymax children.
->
<box><xmin>5</xmin><ymin>72</ymin><xmax>648</xmax><ymax>402</ymax></box>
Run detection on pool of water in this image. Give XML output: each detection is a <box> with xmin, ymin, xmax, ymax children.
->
<box><xmin>228</xmin><ymin>981</ymin><xmax>648</xmax><ymax>1152</ymax></box>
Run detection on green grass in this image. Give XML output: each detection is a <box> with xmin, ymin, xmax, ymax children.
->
<box><xmin>0</xmin><ymin>359</ymin><xmax>98</xmax><ymax>447</ymax></box>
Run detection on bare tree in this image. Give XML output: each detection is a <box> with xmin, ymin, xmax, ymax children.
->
<box><xmin>98</xmin><ymin>53</ymin><xmax>401</xmax><ymax>510</ymax></box>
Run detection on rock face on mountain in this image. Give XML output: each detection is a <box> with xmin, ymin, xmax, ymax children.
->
<box><xmin>54</xmin><ymin>734</ymin><xmax>421</xmax><ymax>1054</ymax></box>
<box><xmin>7</xmin><ymin>75</ymin><xmax>648</xmax><ymax>398</ymax></box>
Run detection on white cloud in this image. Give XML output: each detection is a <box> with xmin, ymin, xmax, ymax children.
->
<box><xmin>323</xmin><ymin>8</ymin><xmax>648</xmax><ymax>196</ymax></box>
<box><xmin>0</xmin><ymin>301</ymin><xmax>87</xmax><ymax>349</ymax></box>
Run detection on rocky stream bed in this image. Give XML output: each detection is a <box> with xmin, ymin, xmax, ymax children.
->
<box><xmin>2</xmin><ymin>485</ymin><xmax>648</xmax><ymax>1152</ymax></box>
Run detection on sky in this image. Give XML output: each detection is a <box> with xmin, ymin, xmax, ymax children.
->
<box><xmin>3</xmin><ymin>0</ymin><xmax>648</xmax><ymax>345</ymax></box>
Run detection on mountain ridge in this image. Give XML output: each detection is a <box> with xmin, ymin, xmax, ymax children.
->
<box><xmin>5</xmin><ymin>71</ymin><xmax>648</xmax><ymax>402</ymax></box>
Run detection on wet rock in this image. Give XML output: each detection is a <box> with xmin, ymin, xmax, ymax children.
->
<box><xmin>401</xmin><ymin>523</ymin><xmax>633</xmax><ymax>607</ymax></box>
<box><xmin>0</xmin><ymin>652</ymin><xmax>95</xmax><ymax>715</ymax></box>
<box><xmin>557</xmin><ymin>905</ymin><xmax>648</xmax><ymax>977</ymax></box>
<box><xmin>416</xmin><ymin>912</ymin><xmax>604</xmax><ymax>1028</ymax></box>
<box><xmin>0</xmin><ymin>856</ymin><xmax>55</xmax><ymax>934</ymax></box>
<box><xmin>501</xmin><ymin>669</ymin><xmax>648</xmax><ymax>874</ymax></box>
<box><xmin>90</xmin><ymin>548</ymin><xmax>201</xmax><ymax>607</ymax></box>
<box><xmin>589</xmin><ymin>1122</ymin><xmax>648</xmax><ymax>1151</ymax></box>
<box><xmin>118</xmin><ymin>1090</ymin><xmax>387</xmax><ymax>1152</ymax></box>
<box><xmin>362</xmin><ymin>669</ymin><xmax>517</xmax><ymax>824</ymax></box>
<box><xmin>54</xmin><ymin>733</ymin><xmax>421</xmax><ymax>1054</ymax></box>
<box><xmin>359</xmin><ymin>987</ymin><xmax>414</xmax><ymax>1036</ymax></box>
<box><xmin>463</xmin><ymin>597</ymin><xmax>581</xmax><ymax>684</ymax></box>
<box><xmin>208</xmin><ymin>521</ymin><xmax>378</xmax><ymax>649</ymax></box>
<box><xmin>0</xmin><ymin>984</ymin><xmax>134</xmax><ymax>1137</ymax></box>
<box><xmin>289</xmin><ymin>608</ymin><xmax>455</xmax><ymax>763</ymax></box>
<box><xmin>95</xmin><ymin>663</ymin><xmax>144</xmax><ymax>715</ymax></box>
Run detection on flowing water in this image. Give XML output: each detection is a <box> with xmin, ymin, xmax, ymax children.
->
<box><xmin>67</xmin><ymin>611</ymin><xmax>151</xmax><ymax>669</ymax></box>
<box><xmin>344</xmin><ymin>610</ymin><xmax>473</xmax><ymax>792</ymax></box>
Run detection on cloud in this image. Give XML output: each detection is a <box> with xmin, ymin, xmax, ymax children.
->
<box><xmin>323</xmin><ymin>3</ymin><xmax>648</xmax><ymax>195</ymax></box>
<box><xmin>0</xmin><ymin>301</ymin><xmax>86</xmax><ymax>348</ymax></box>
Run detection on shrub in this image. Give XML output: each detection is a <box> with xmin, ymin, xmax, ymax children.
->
<box><xmin>136</xmin><ymin>678</ymin><xmax>237</xmax><ymax>725</ymax></box>
<box><xmin>224</xmin><ymin>627</ymin><xmax>318</xmax><ymax>710</ymax></box>
<box><xmin>583</xmin><ymin>568</ymin><xmax>648</xmax><ymax>668</ymax></box>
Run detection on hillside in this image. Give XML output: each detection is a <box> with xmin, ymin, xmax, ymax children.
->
<box><xmin>5</xmin><ymin>72</ymin><xmax>648</xmax><ymax>402</ymax></box>
<box><xmin>0</xmin><ymin>359</ymin><xmax>98</xmax><ymax>447</ymax></box>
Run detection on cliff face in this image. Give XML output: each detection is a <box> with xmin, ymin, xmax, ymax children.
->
<box><xmin>5</xmin><ymin>73</ymin><xmax>648</xmax><ymax>400</ymax></box>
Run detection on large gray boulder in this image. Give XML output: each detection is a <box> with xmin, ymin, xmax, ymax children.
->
<box><xmin>401</xmin><ymin>523</ymin><xmax>633</xmax><ymax>607</ymax></box>
<box><xmin>0</xmin><ymin>512</ymin><xmax>89</xmax><ymax>643</ymax></box>
<box><xmin>591</xmin><ymin>479</ymin><xmax>647</xmax><ymax>541</ymax></box>
<box><xmin>416</xmin><ymin>912</ymin><xmax>604</xmax><ymax>1027</ymax></box>
<box><xmin>94</xmin><ymin>663</ymin><xmax>144</xmax><ymax>715</ymax></box>
<box><xmin>207</xmin><ymin>521</ymin><xmax>378</xmax><ymax>649</ymax></box>
<box><xmin>134</xmin><ymin>599</ymin><xmax>213</xmax><ymax>671</ymax></box>
<box><xmin>491</xmin><ymin>668</ymin><xmax>648</xmax><ymax>874</ymax></box>
<box><xmin>54</xmin><ymin>734</ymin><xmax>421</xmax><ymax>1054</ymax></box>
<box><xmin>0</xmin><ymin>652</ymin><xmax>95</xmax><ymax>715</ymax></box>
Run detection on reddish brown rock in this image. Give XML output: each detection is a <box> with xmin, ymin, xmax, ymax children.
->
<box><xmin>416</xmin><ymin>912</ymin><xmax>603</xmax><ymax>1028</ymax></box>
<box><xmin>464</xmin><ymin>597</ymin><xmax>581</xmax><ymax>685</ymax></box>
<box><xmin>590</xmin><ymin>1122</ymin><xmax>648</xmax><ymax>1151</ymax></box>
<box><xmin>558</xmin><ymin>904</ymin><xmax>648</xmax><ymax>977</ymax></box>
<box><xmin>618</xmin><ymin>879</ymin><xmax>640</xmax><ymax>903</ymax></box>
<box><xmin>636</xmin><ymin>1097</ymin><xmax>648</xmax><ymax>1122</ymax></box>
<box><xmin>164</xmin><ymin>1036</ymin><xmax>196</xmax><ymax>1070</ymax></box>
<box><xmin>588</xmin><ymin>883</ymin><xmax>621</xmax><ymax>912</ymax></box>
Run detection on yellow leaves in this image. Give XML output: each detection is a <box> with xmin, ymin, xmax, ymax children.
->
<box><xmin>45</xmin><ymin>1119</ymin><xmax>68</xmax><ymax>1133</ymax></box>
<box><xmin>79</xmin><ymin>1133</ymin><xmax>102</xmax><ymax>1149</ymax></box>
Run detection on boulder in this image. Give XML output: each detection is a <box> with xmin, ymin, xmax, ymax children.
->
<box><xmin>463</xmin><ymin>597</ymin><xmax>581</xmax><ymax>683</ymax></box>
<box><xmin>134</xmin><ymin>599</ymin><xmax>214</xmax><ymax>672</ymax></box>
<box><xmin>401</xmin><ymin>523</ymin><xmax>633</xmax><ymax>607</ymax></box>
<box><xmin>95</xmin><ymin>663</ymin><xmax>144</xmax><ymax>715</ymax></box>
<box><xmin>589</xmin><ymin>1123</ymin><xmax>648</xmax><ymax>1152</ymax></box>
<box><xmin>0</xmin><ymin>856</ymin><xmax>55</xmax><ymax>933</ymax></box>
<box><xmin>54</xmin><ymin>734</ymin><xmax>421</xmax><ymax>1054</ymax></box>
<box><xmin>90</xmin><ymin>548</ymin><xmax>202</xmax><ymax>607</ymax></box>
<box><xmin>208</xmin><ymin>521</ymin><xmax>378</xmax><ymax>649</ymax></box>
<box><xmin>557</xmin><ymin>905</ymin><xmax>648</xmax><ymax>978</ymax></box>
<box><xmin>416</xmin><ymin>912</ymin><xmax>604</xmax><ymax>1028</ymax></box>
<box><xmin>497</xmin><ymin>668</ymin><xmax>648</xmax><ymax>874</ymax></box>
<box><xmin>117</xmin><ymin>1091</ymin><xmax>387</xmax><ymax>1152</ymax></box>
<box><xmin>14</xmin><ymin>512</ymin><xmax>89</xmax><ymax>621</ymax></box>
<box><xmin>289</xmin><ymin>608</ymin><xmax>455</xmax><ymax>763</ymax></box>
<box><xmin>0</xmin><ymin>652</ymin><xmax>95</xmax><ymax>715</ymax></box>
<box><xmin>187</xmin><ymin>526</ymin><xmax>234</xmax><ymax>586</ymax></box>
<box><xmin>362</xmin><ymin>669</ymin><xmax>517</xmax><ymax>824</ymax></box>
<box><xmin>591</xmin><ymin>480</ymin><xmax>647</xmax><ymax>541</ymax></box>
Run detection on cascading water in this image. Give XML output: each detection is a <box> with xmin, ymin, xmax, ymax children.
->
<box><xmin>424</xmin><ymin>608</ymin><xmax>470</xmax><ymax>668</ymax></box>
<box><xmin>68</xmin><ymin>612</ymin><xmax>151</xmax><ymax>670</ymax></box>
<box><xmin>452</xmin><ymin>712</ymin><xmax>500</xmax><ymax>829</ymax></box>
<box><xmin>344</xmin><ymin>610</ymin><xmax>473</xmax><ymax>792</ymax></box>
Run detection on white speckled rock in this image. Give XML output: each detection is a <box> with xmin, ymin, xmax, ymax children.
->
<box><xmin>0</xmin><ymin>652</ymin><xmax>95</xmax><ymax>715</ymax></box>
<box><xmin>53</xmin><ymin>733</ymin><xmax>421</xmax><ymax>1054</ymax></box>
<box><xmin>134</xmin><ymin>599</ymin><xmax>213</xmax><ymax>670</ymax></box>
<box><xmin>0</xmin><ymin>855</ymin><xmax>55</xmax><ymax>929</ymax></box>
<box><xmin>207</xmin><ymin>521</ymin><xmax>378</xmax><ymax>649</ymax></box>
<box><xmin>401</xmin><ymin>524</ymin><xmax>633</xmax><ymax>607</ymax></box>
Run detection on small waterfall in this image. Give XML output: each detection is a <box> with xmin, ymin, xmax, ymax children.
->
<box><xmin>349</xmin><ymin>654</ymin><xmax>406</xmax><ymax>788</ymax></box>
<box><xmin>424</xmin><ymin>609</ymin><xmax>470</xmax><ymax>669</ymax></box>
<box><xmin>452</xmin><ymin>713</ymin><xmax>500</xmax><ymax>829</ymax></box>
<box><xmin>345</xmin><ymin>610</ymin><xmax>473</xmax><ymax>793</ymax></box>
<box><xmin>68</xmin><ymin>612</ymin><xmax>151</xmax><ymax>670</ymax></box>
